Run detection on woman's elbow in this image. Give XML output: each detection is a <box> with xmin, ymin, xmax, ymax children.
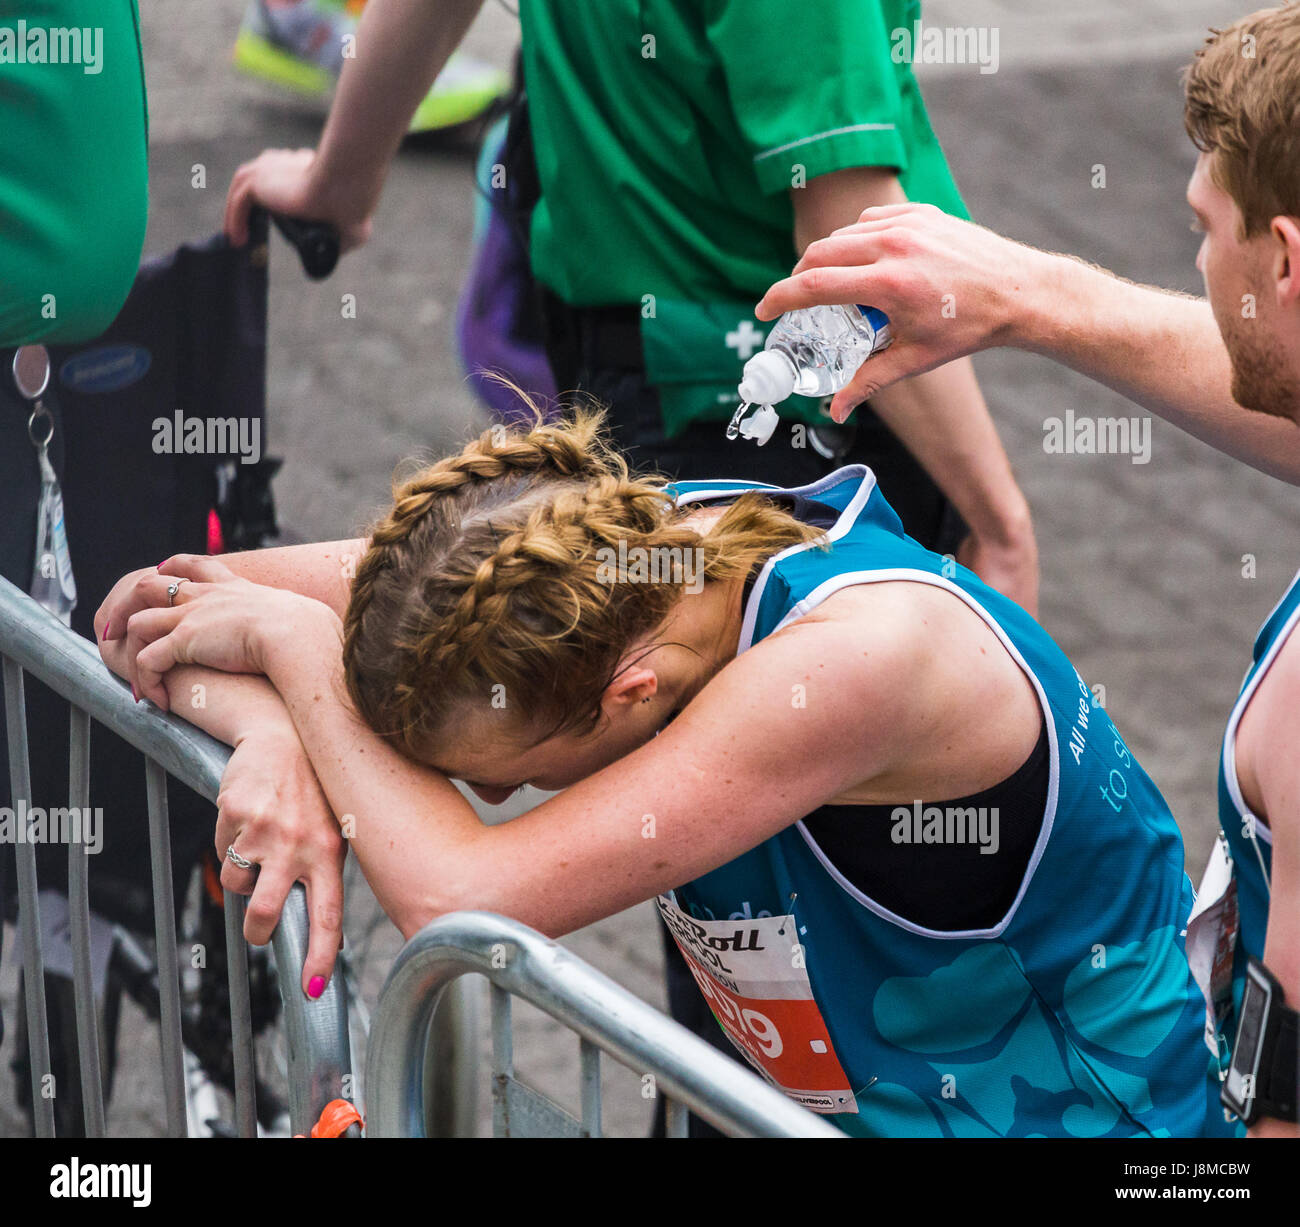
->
<box><xmin>392</xmin><ymin>889</ymin><xmax>464</xmax><ymax>943</ymax></box>
<box><xmin>383</xmin><ymin>841</ymin><xmax>494</xmax><ymax>941</ymax></box>
<box><xmin>394</xmin><ymin>902</ymin><xmax>442</xmax><ymax>943</ymax></box>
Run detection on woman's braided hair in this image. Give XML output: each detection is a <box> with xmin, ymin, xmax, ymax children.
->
<box><xmin>342</xmin><ymin>402</ymin><xmax>824</xmax><ymax>759</ymax></box>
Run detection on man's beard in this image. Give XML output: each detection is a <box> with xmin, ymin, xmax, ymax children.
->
<box><xmin>1222</xmin><ymin>312</ymin><xmax>1300</xmax><ymax>421</ymax></box>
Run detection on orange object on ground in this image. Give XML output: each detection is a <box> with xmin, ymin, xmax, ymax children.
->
<box><xmin>296</xmin><ymin>1099</ymin><xmax>363</xmax><ymax>1138</ymax></box>
<box><xmin>202</xmin><ymin>849</ymin><xmax>224</xmax><ymax>905</ymax></box>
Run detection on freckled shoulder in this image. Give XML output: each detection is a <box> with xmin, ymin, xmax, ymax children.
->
<box><xmin>786</xmin><ymin>578</ymin><xmax>967</xmax><ymax>648</ymax></box>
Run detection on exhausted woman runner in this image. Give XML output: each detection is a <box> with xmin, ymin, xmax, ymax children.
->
<box><xmin>97</xmin><ymin>412</ymin><xmax>1226</xmax><ymax>1138</ymax></box>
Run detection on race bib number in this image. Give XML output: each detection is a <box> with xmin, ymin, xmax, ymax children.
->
<box><xmin>658</xmin><ymin>893</ymin><xmax>858</xmax><ymax>1114</ymax></box>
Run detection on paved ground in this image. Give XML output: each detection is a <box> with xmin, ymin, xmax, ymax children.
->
<box><xmin>4</xmin><ymin>0</ymin><xmax>1295</xmax><ymax>1137</ymax></box>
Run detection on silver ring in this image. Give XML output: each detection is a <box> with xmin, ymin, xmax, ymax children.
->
<box><xmin>166</xmin><ymin>578</ymin><xmax>189</xmax><ymax>606</ymax></box>
<box><xmin>226</xmin><ymin>844</ymin><xmax>255</xmax><ymax>870</ymax></box>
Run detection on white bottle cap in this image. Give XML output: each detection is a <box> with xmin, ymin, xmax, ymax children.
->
<box><xmin>738</xmin><ymin>404</ymin><xmax>780</xmax><ymax>446</ymax></box>
<box><xmin>738</xmin><ymin>351</ymin><xmax>796</xmax><ymax>406</ymax></box>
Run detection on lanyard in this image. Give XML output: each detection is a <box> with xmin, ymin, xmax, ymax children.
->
<box><xmin>12</xmin><ymin>346</ymin><xmax>77</xmax><ymax>624</ymax></box>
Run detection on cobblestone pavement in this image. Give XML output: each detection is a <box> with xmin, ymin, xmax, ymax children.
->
<box><xmin>2</xmin><ymin>0</ymin><xmax>1293</xmax><ymax>1136</ymax></box>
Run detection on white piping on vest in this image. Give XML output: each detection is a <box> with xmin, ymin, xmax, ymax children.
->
<box><xmin>1219</xmin><ymin>568</ymin><xmax>1300</xmax><ymax>891</ymax></box>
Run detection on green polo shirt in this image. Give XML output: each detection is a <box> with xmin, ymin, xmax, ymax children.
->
<box><xmin>520</xmin><ymin>0</ymin><xmax>968</xmax><ymax>433</ymax></box>
<box><xmin>0</xmin><ymin>0</ymin><xmax>149</xmax><ymax>347</ymax></box>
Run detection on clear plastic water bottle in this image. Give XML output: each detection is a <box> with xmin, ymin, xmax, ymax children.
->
<box><xmin>728</xmin><ymin>305</ymin><xmax>892</xmax><ymax>444</ymax></box>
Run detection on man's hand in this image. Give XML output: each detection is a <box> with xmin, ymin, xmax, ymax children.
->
<box><xmin>759</xmin><ymin>202</ymin><xmax>1054</xmax><ymax>421</ymax></box>
<box><xmin>957</xmin><ymin>526</ymin><xmax>1039</xmax><ymax>616</ymax></box>
<box><xmin>217</xmin><ymin>726</ymin><xmax>347</xmax><ymax>998</ymax></box>
<box><xmin>223</xmin><ymin>0</ymin><xmax>486</xmax><ymax>256</ymax></box>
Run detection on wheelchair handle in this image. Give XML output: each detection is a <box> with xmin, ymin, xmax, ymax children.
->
<box><xmin>265</xmin><ymin>210</ymin><xmax>341</xmax><ymax>280</ymax></box>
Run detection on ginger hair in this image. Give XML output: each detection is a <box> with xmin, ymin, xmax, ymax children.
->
<box><xmin>342</xmin><ymin>403</ymin><xmax>825</xmax><ymax>758</ymax></box>
<box><xmin>1184</xmin><ymin>4</ymin><xmax>1300</xmax><ymax>237</ymax></box>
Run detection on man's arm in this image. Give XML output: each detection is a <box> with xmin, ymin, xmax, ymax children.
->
<box><xmin>761</xmin><ymin>203</ymin><xmax>1300</xmax><ymax>484</ymax></box>
<box><xmin>791</xmin><ymin>174</ymin><xmax>1038</xmax><ymax>611</ymax></box>
<box><xmin>1235</xmin><ymin>633</ymin><xmax>1300</xmax><ymax>1137</ymax></box>
<box><xmin>1019</xmin><ymin>256</ymin><xmax>1299</xmax><ymax>480</ymax></box>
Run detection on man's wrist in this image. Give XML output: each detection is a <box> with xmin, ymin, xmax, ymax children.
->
<box><xmin>306</xmin><ymin>153</ymin><xmax>380</xmax><ymax>229</ymax></box>
<box><xmin>997</xmin><ymin>247</ymin><xmax>1081</xmax><ymax>355</ymax></box>
<box><xmin>967</xmin><ymin>492</ymin><xmax>1035</xmax><ymax>551</ymax></box>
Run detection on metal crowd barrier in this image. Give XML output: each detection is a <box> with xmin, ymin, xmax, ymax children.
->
<box><xmin>365</xmin><ymin>911</ymin><xmax>842</xmax><ymax>1138</ymax></box>
<box><xmin>0</xmin><ymin>574</ymin><xmax>353</xmax><ymax>1137</ymax></box>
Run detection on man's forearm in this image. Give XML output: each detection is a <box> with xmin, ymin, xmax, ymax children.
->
<box><xmin>311</xmin><ymin>0</ymin><xmax>485</xmax><ymax>222</ymax></box>
<box><xmin>1017</xmin><ymin>254</ymin><xmax>1300</xmax><ymax>482</ymax></box>
<box><xmin>765</xmin><ymin>205</ymin><xmax>1300</xmax><ymax>484</ymax></box>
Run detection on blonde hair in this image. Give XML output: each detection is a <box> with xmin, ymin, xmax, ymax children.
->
<box><xmin>342</xmin><ymin>405</ymin><xmax>825</xmax><ymax>757</ymax></box>
<box><xmin>1184</xmin><ymin>4</ymin><xmax>1300</xmax><ymax>237</ymax></box>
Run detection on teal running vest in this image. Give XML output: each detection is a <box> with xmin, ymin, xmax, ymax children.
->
<box><xmin>660</xmin><ymin>466</ymin><xmax>1230</xmax><ymax>1138</ymax></box>
<box><xmin>1217</xmin><ymin>571</ymin><xmax>1297</xmax><ymax>1034</ymax></box>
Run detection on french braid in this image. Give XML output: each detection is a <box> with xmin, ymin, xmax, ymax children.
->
<box><xmin>343</xmin><ymin>402</ymin><xmax>824</xmax><ymax>758</ymax></box>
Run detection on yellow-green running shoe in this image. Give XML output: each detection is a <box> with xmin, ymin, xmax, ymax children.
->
<box><xmin>233</xmin><ymin>0</ymin><xmax>510</xmax><ymax>133</ymax></box>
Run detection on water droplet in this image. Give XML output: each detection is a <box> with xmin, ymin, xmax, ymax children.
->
<box><xmin>726</xmin><ymin>401</ymin><xmax>752</xmax><ymax>441</ymax></box>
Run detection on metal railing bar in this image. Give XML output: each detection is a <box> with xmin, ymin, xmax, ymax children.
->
<box><xmin>499</xmin><ymin>1076</ymin><xmax>583</xmax><ymax>1138</ymax></box>
<box><xmin>1</xmin><ymin>577</ymin><xmax>356</xmax><ymax>1138</ymax></box>
<box><xmin>3</xmin><ymin>658</ymin><xmax>56</xmax><ymax>1138</ymax></box>
<box><xmin>490</xmin><ymin>982</ymin><xmax>512</xmax><ymax>1138</ymax></box>
<box><xmin>490</xmin><ymin>982</ymin><xmax>513</xmax><ymax>1077</ymax></box>
<box><xmin>223</xmin><ymin>894</ymin><xmax>258</xmax><ymax>1137</ymax></box>
<box><xmin>366</xmin><ymin>912</ymin><xmax>842</xmax><ymax>1139</ymax></box>
<box><xmin>421</xmin><ymin>979</ymin><xmax>478</xmax><ymax>1138</ymax></box>
<box><xmin>144</xmin><ymin>759</ymin><xmax>187</xmax><ymax>1136</ymax></box>
<box><xmin>270</xmin><ymin>883</ymin><xmax>355</xmax><ymax>1136</ymax></box>
<box><xmin>0</xmin><ymin>577</ymin><xmax>227</xmax><ymax>800</ymax></box>
<box><xmin>67</xmin><ymin>704</ymin><xmax>106</xmax><ymax>1137</ymax></box>
<box><xmin>579</xmin><ymin>1038</ymin><xmax>601</xmax><ymax>1138</ymax></box>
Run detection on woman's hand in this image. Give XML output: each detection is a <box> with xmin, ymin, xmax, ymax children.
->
<box><xmin>95</xmin><ymin>564</ymin><xmax>163</xmax><ymax>696</ymax></box>
<box><xmin>217</xmin><ymin>724</ymin><xmax>347</xmax><ymax>997</ymax></box>
<box><xmin>105</xmin><ymin>555</ymin><xmax>340</xmax><ymax>709</ymax></box>
<box><xmin>224</xmin><ymin>147</ymin><xmax>374</xmax><ymax>252</ymax></box>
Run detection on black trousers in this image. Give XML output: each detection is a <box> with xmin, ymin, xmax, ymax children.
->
<box><xmin>540</xmin><ymin>294</ymin><xmax>966</xmax><ymax>1135</ymax></box>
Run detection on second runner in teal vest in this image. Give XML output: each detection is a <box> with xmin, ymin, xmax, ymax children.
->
<box><xmin>1213</xmin><ymin>572</ymin><xmax>1298</xmax><ymax>1048</ymax></box>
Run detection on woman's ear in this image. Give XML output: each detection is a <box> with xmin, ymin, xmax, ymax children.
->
<box><xmin>601</xmin><ymin>665</ymin><xmax>658</xmax><ymax>715</ymax></box>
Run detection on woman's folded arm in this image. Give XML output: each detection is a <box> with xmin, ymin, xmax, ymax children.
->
<box><xmin>251</xmin><ymin>592</ymin><xmax>926</xmax><ymax>940</ymax></box>
<box><xmin>95</xmin><ymin>539</ymin><xmax>368</xmax><ymax>652</ymax></box>
<box><xmin>97</xmin><ymin>570</ymin><xmax>351</xmax><ymax>989</ymax></box>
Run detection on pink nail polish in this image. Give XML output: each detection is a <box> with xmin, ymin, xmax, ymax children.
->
<box><xmin>307</xmin><ymin>975</ymin><xmax>326</xmax><ymax>1000</ymax></box>
<box><xmin>103</xmin><ymin>621</ymin><xmax>111</xmax><ymax>639</ymax></box>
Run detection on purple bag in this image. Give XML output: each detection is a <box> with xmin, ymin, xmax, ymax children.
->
<box><xmin>455</xmin><ymin>119</ymin><xmax>558</xmax><ymax>424</ymax></box>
